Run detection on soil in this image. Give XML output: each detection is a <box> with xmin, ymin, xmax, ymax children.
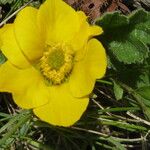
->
<box><xmin>64</xmin><ymin>0</ymin><xmax>150</xmax><ymax>22</ymax></box>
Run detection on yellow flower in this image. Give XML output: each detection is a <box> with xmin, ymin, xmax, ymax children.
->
<box><xmin>0</xmin><ymin>0</ymin><xmax>106</xmax><ymax>126</ymax></box>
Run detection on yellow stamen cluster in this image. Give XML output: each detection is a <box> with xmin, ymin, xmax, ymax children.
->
<box><xmin>40</xmin><ymin>43</ymin><xmax>74</xmax><ymax>85</ymax></box>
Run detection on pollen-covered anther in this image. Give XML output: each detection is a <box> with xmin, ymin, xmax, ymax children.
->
<box><xmin>40</xmin><ymin>43</ymin><xmax>74</xmax><ymax>84</ymax></box>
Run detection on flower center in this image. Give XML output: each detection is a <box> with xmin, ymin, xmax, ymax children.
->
<box><xmin>48</xmin><ymin>50</ymin><xmax>65</xmax><ymax>70</ymax></box>
<box><xmin>40</xmin><ymin>43</ymin><xmax>74</xmax><ymax>85</ymax></box>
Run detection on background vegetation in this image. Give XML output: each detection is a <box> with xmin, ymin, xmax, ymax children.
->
<box><xmin>0</xmin><ymin>0</ymin><xmax>150</xmax><ymax>149</ymax></box>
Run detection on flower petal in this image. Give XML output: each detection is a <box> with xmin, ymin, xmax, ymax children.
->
<box><xmin>33</xmin><ymin>83</ymin><xmax>89</xmax><ymax>126</ymax></box>
<box><xmin>0</xmin><ymin>24</ymin><xmax>10</xmax><ymax>46</ymax></box>
<box><xmin>85</xmin><ymin>39</ymin><xmax>107</xmax><ymax>78</ymax></box>
<box><xmin>1</xmin><ymin>24</ymin><xmax>30</xmax><ymax>68</ymax></box>
<box><xmin>69</xmin><ymin>60</ymin><xmax>95</xmax><ymax>98</ymax></box>
<box><xmin>14</xmin><ymin>7</ymin><xmax>44</xmax><ymax>62</ymax></box>
<box><xmin>0</xmin><ymin>24</ymin><xmax>9</xmax><ymax>34</ymax></box>
<box><xmin>37</xmin><ymin>0</ymin><xmax>80</xmax><ymax>43</ymax></box>
<box><xmin>0</xmin><ymin>61</ymin><xmax>49</xmax><ymax>108</ymax></box>
<box><xmin>71</xmin><ymin>11</ymin><xmax>103</xmax><ymax>60</ymax></box>
<box><xmin>69</xmin><ymin>39</ymin><xmax>107</xmax><ymax>97</ymax></box>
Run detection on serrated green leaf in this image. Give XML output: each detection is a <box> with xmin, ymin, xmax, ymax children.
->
<box><xmin>96</xmin><ymin>11</ymin><xmax>128</xmax><ymax>30</ymax></box>
<box><xmin>129</xmin><ymin>9</ymin><xmax>149</xmax><ymax>25</ymax></box>
<box><xmin>130</xmin><ymin>28</ymin><xmax>150</xmax><ymax>45</ymax></box>
<box><xmin>96</xmin><ymin>9</ymin><xmax>150</xmax><ymax>64</ymax></box>
<box><xmin>109</xmin><ymin>36</ymin><xmax>149</xmax><ymax>63</ymax></box>
<box><xmin>129</xmin><ymin>9</ymin><xmax>150</xmax><ymax>45</ymax></box>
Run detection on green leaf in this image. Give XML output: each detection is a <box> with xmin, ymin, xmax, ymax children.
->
<box><xmin>96</xmin><ymin>9</ymin><xmax>150</xmax><ymax>64</ymax></box>
<box><xmin>98</xmin><ymin>136</ymin><xmax>126</xmax><ymax>150</ymax></box>
<box><xmin>134</xmin><ymin>93</ymin><xmax>150</xmax><ymax>120</ymax></box>
<box><xmin>118</xmin><ymin>82</ymin><xmax>150</xmax><ymax>120</ymax></box>
<box><xmin>136</xmin><ymin>86</ymin><xmax>150</xmax><ymax>100</ymax></box>
<box><xmin>101</xmin><ymin>120</ymin><xmax>146</xmax><ymax>132</ymax></box>
<box><xmin>0</xmin><ymin>110</ymin><xmax>32</xmax><ymax>146</ymax></box>
<box><xmin>113</xmin><ymin>80</ymin><xmax>124</xmax><ymax>100</ymax></box>
<box><xmin>0</xmin><ymin>0</ymin><xmax>14</xmax><ymax>4</ymax></box>
<box><xmin>136</xmin><ymin>73</ymin><xmax>150</xmax><ymax>88</ymax></box>
<box><xmin>129</xmin><ymin>10</ymin><xmax>150</xmax><ymax>45</ymax></box>
<box><xmin>109</xmin><ymin>36</ymin><xmax>148</xmax><ymax>63</ymax></box>
<box><xmin>97</xmin><ymin>11</ymin><xmax>128</xmax><ymax>30</ymax></box>
<box><xmin>106</xmin><ymin>137</ymin><xmax>126</xmax><ymax>150</ymax></box>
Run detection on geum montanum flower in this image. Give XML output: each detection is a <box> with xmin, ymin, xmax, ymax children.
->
<box><xmin>0</xmin><ymin>0</ymin><xmax>107</xmax><ymax>126</ymax></box>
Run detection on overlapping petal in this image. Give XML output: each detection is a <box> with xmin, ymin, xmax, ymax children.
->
<box><xmin>70</xmin><ymin>11</ymin><xmax>103</xmax><ymax>61</ymax></box>
<box><xmin>0</xmin><ymin>61</ymin><xmax>49</xmax><ymax>108</ymax></box>
<box><xmin>14</xmin><ymin>7</ymin><xmax>44</xmax><ymax>62</ymax></box>
<box><xmin>0</xmin><ymin>25</ymin><xmax>10</xmax><ymax>47</ymax></box>
<box><xmin>1</xmin><ymin>24</ymin><xmax>30</xmax><ymax>68</ymax></box>
<box><xmin>33</xmin><ymin>83</ymin><xmax>89</xmax><ymax>126</ymax></box>
<box><xmin>37</xmin><ymin>0</ymin><xmax>80</xmax><ymax>44</ymax></box>
<box><xmin>71</xmin><ymin>11</ymin><xmax>103</xmax><ymax>51</ymax></box>
<box><xmin>69</xmin><ymin>39</ymin><xmax>107</xmax><ymax>98</ymax></box>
